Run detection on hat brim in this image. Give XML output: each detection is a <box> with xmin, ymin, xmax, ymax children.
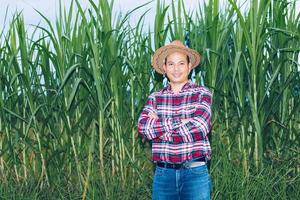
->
<box><xmin>152</xmin><ymin>45</ymin><xmax>201</xmax><ymax>74</ymax></box>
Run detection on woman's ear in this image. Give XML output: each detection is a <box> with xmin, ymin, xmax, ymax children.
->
<box><xmin>163</xmin><ymin>64</ymin><xmax>167</xmax><ymax>74</ymax></box>
<box><xmin>188</xmin><ymin>62</ymin><xmax>192</xmax><ymax>73</ymax></box>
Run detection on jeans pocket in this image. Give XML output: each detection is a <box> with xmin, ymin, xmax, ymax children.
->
<box><xmin>188</xmin><ymin>165</ymin><xmax>208</xmax><ymax>176</ymax></box>
<box><xmin>182</xmin><ymin>166</ymin><xmax>211</xmax><ymax>199</ymax></box>
<box><xmin>154</xmin><ymin>166</ymin><xmax>167</xmax><ymax>177</ymax></box>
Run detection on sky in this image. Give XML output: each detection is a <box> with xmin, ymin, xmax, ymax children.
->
<box><xmin>0</xmin><ymin>0</ymin><xmax>299</xmax><ymax>34</ymax></box>
<box><xmin>0</xmin><ymin>0</ymin><xmax>202</xmax><ymax>31</ymax></box>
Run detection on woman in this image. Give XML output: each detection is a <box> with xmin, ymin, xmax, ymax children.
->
<box><xmin>137</xmin><ymin>40</ymin><xmax>212</xmax><ymax>200</ymax></box>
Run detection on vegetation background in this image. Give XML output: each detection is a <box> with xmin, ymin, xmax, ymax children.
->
<box><xmin>0</xmin><ymin>0</ymin><xmax>299</xmax><ymax>199</ymax></box>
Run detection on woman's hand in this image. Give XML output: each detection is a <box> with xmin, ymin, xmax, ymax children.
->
<box><xmin>181</xmin><ymin>118</ymin><xmax>191</xmax><ymax>124</ymax></box>
<box><xmin>148</xmin><ymin>112</ymin><xmax>159</xmax><ymax>119</ymax></box>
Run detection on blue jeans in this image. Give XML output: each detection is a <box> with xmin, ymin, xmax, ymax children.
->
<box><xmin>152</xmin><ymin>164</ymin><xmax>212</xmax><ymax>200</ymax></box>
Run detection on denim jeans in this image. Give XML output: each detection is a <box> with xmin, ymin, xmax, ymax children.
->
<box><xmin>152</xmin><ymin>164</ymin><xmax>212</xmax><ymax>200</ymax></box>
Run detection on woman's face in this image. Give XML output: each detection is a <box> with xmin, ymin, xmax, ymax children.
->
<box><xmin>163</xmin><ymin>52</ymin><xmax>192</xmax><ymax>84</ymax></box>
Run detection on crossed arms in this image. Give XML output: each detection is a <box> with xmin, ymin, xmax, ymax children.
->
<box><xmin>137</xmin><ymin>90</ymin><xmax>212</xmax><ymax>143</ymax></box>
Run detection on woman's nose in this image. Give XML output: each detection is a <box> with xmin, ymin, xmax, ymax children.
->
<box><xmin>173</xmin><ymin>64</ymin><xmax>180</xmax><ymax>70</ymax></box>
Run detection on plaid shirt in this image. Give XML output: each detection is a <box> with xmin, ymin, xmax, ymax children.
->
<box><xmin>138</xmin><ymin>80</ymin><xmax>212</xmax><ymax>163</ymax></box>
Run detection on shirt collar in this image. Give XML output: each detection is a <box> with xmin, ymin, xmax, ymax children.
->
<box><xmin>162</xmin><ymin>80</ymin><xmax>193</xmax><ymax>93</ymax></box>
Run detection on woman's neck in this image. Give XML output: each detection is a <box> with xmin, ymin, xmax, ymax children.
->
<box><xmin>170</xmin><ymin>80</ymin><xmax>189</xmax><ymax>94</ymax></box>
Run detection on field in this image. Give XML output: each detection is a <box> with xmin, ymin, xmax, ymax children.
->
<box><xmin>0</xmin><ymin>0</ymin><xmax>299</xmax><ymax>199</ymax></box>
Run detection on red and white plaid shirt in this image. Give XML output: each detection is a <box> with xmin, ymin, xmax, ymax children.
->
<box><xmin>138</xmin><ymin>80</ymin><xmax>212</xmax><ymax>163</ymax></box>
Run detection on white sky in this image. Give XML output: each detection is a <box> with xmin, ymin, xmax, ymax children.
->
<box><xmin>0</xmin><ymin>0</ymin><xmax>299</xmax><ymax>34</ymax></box>
<box><xmin>0</xmin><ymin>0</ymin><xmax>202</xmax><ymax>30</ymax></box>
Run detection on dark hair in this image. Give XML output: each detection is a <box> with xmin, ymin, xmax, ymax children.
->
<box><xmin>164</xmin><ymin>55</ymin><xmax>190</xmax><ymax>65</ymax></box>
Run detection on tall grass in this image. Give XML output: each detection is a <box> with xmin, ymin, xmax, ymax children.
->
<box><xmin>0</xmin><ymin>0</ymin><xmax>299</xmax><ymax>199</ymax></box>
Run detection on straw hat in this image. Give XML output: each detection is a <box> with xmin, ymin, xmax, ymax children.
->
<box><xmin>151</xmin><ymin>40</ymin><xmax>201</xmax><ymax>74</ymax></box>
